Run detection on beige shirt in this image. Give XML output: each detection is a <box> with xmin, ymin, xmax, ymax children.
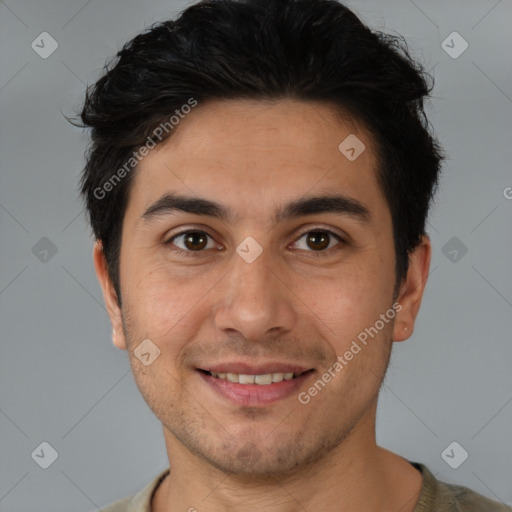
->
<box><xmin>99</xmin><ymin>461</ymin><xmax>512</xmax><ymax>511</ymax></box>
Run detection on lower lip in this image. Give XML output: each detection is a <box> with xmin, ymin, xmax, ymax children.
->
<box><xmin>198</xmin><ymin>370</ymin><xmax>314</xmax><ymax>406</ymax></box>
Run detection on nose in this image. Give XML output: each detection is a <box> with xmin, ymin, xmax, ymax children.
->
<box><xmin>213</xmin><ymin>249</ymin><xmax>297</xmax><ymax>342</ymax></box>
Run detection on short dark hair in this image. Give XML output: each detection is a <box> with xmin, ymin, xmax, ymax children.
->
<box><xmin>74</xmin><ymin>0</ymin><xmax>444</xmax><ymax>303</ymax></box>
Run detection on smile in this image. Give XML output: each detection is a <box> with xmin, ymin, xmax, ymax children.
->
<box><xmin>197</xmin><ymin>369</ymin><xmax>315</xmax><ymax>406</ymax></box>
<box><xmin>202</xmin><ymin>370</ymin><xmax>307</xmax><ymax>385</ymax></box>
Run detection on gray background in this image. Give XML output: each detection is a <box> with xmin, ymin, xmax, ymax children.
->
<box><xmin>1</xmin><ymin>0</ymin><xmax>511</xmax><ymax>510</ymax></box>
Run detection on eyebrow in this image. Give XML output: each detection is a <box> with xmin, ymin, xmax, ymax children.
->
<box><xmin>141</xmin><ymin>192</ymin><xmax>371</xmax><ymax>225</ymax></box>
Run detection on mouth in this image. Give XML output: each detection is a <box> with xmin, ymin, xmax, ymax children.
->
<box><xmin>197</xmin><ymin>369</ymin><xmax>311</xmax><ymax>385</ymax></box>
<box><xmin>196</xmin><ymin>368</ymin><xmax>315</xmax><ymax>406</ymax></box>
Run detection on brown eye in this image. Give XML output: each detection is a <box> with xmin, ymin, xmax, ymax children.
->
<box><xmin>182</xmin><ymin>231</ymin><xmax>208</xmax><ymax>251</ymax></box>
<box><xmin>293</xmin><ymin>229</ymin><xmax>344</xmax><ymax>254</ymax></box>
<box><xmin>306</xmin><ymin>231</ymin><xmax>330</xmax><ymax>251</ymax></box>
<box><xmin>166</xmin><ymin>230</ymin><xmax>217</xmax><ymax>256</ymax></box>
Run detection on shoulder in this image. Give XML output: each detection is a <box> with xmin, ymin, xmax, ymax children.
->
<box><xmin>413</xmin><ymin>462</ymin><xmax>512</xmax><ymax>512</ymax></box>
<box><xmin>436</xmin><ymin>479</ymin><xmax>512</xmax><ymax>511</ymax></box>
<box><xmin>100</xmin><ymin>496</ymin><xmax>131</xmax><ymax>512</ymax></box>
<box><xmin>98</xmin><ymin>468</ymin><xmax>170</xmax><ymax>512</ymax></box>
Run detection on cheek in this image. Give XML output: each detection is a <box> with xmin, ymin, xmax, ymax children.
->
<box><xmin>122</xmin><ymin>259</ymin><xmax>218</xmax><ymax>347</ymax></box>
<box><xmin>307</xmin><ymin>259</ymin><xmax>391</xmax><ymax>327</ymax></box>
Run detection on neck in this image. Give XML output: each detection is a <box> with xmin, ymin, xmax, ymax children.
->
<box><xmin>152</xmin><ymin>407</ymin><xmax>423</xmax><ymax>512</ymax></box>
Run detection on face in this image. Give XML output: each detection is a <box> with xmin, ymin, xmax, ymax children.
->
<box><xmin>95</xmin><ymin>99</ymin><xmax>430</xmax><ymax>476</ymax></box>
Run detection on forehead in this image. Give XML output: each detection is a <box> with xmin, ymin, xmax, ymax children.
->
<box><xmin>125</xmin><ymin>99</ymin><xmax>388</xmax><ymax>226</ymax></box>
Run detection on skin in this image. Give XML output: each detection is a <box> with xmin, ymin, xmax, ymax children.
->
<box><xmin>94</xmin><ymin>99</ymin><xmax>431</xmax><ymax>512</ymax></box>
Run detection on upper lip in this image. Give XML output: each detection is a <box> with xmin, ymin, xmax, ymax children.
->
<box><xmin>198</xmin><ymin>362</ymin><xmax>313</xmax><ymax>375</ymax></box>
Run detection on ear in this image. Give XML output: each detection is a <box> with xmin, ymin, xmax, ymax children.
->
<box><xmin>392</xmin><ymin>234</ymin><xmax>431</xmax><ymax>342</ymax></box>
<box><xmin>93</xmin><ymin>240</ymin><xmax>127</xmax><ymax>350</ymax></box>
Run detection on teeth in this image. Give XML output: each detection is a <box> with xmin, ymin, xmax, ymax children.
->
<box><xmin>209</xmin><ymin>371</ymin><xmax>299</xmax><ymax>385</ymax></box>
<box><xmin>255</xmin><ymin>374</ymin><xmax>272</xmax><ymax>385</ymax></box>
<box><xmin>239</xmin><ymin>374</ymin><xmax>255</xmax><ymax>384</ymax></box>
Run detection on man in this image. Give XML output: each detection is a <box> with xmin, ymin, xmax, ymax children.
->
<box><xmin>75</xmin><ymin>0</ymin><xmax>511</xmax><ymax>510</ymax></box>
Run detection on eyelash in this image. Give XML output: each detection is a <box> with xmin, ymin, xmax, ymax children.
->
<box><xmin>164</xmin><ymin>228</ymin><xmax>346</xmax><ymax>258</ymax></box>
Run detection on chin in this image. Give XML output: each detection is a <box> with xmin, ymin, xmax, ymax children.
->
<box><xmin>193</xmin><ymin>435</ymin><xmax>327</xmax><ymax>477</ymax></box>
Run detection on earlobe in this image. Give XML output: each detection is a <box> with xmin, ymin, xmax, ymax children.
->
<box><xmin>93</xmin><ymin>240</ymin><xmax>128</xmax><ymax>350</ymax></box>
<box><xmin>392</xmin><ymin>235</ymin><xmax>431</xmax><ymax>342</ymax></box>
<box><xmin>111</xmin><ymin>327</ymin><xmax>125</xmax><ymax>350</ymax></box>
